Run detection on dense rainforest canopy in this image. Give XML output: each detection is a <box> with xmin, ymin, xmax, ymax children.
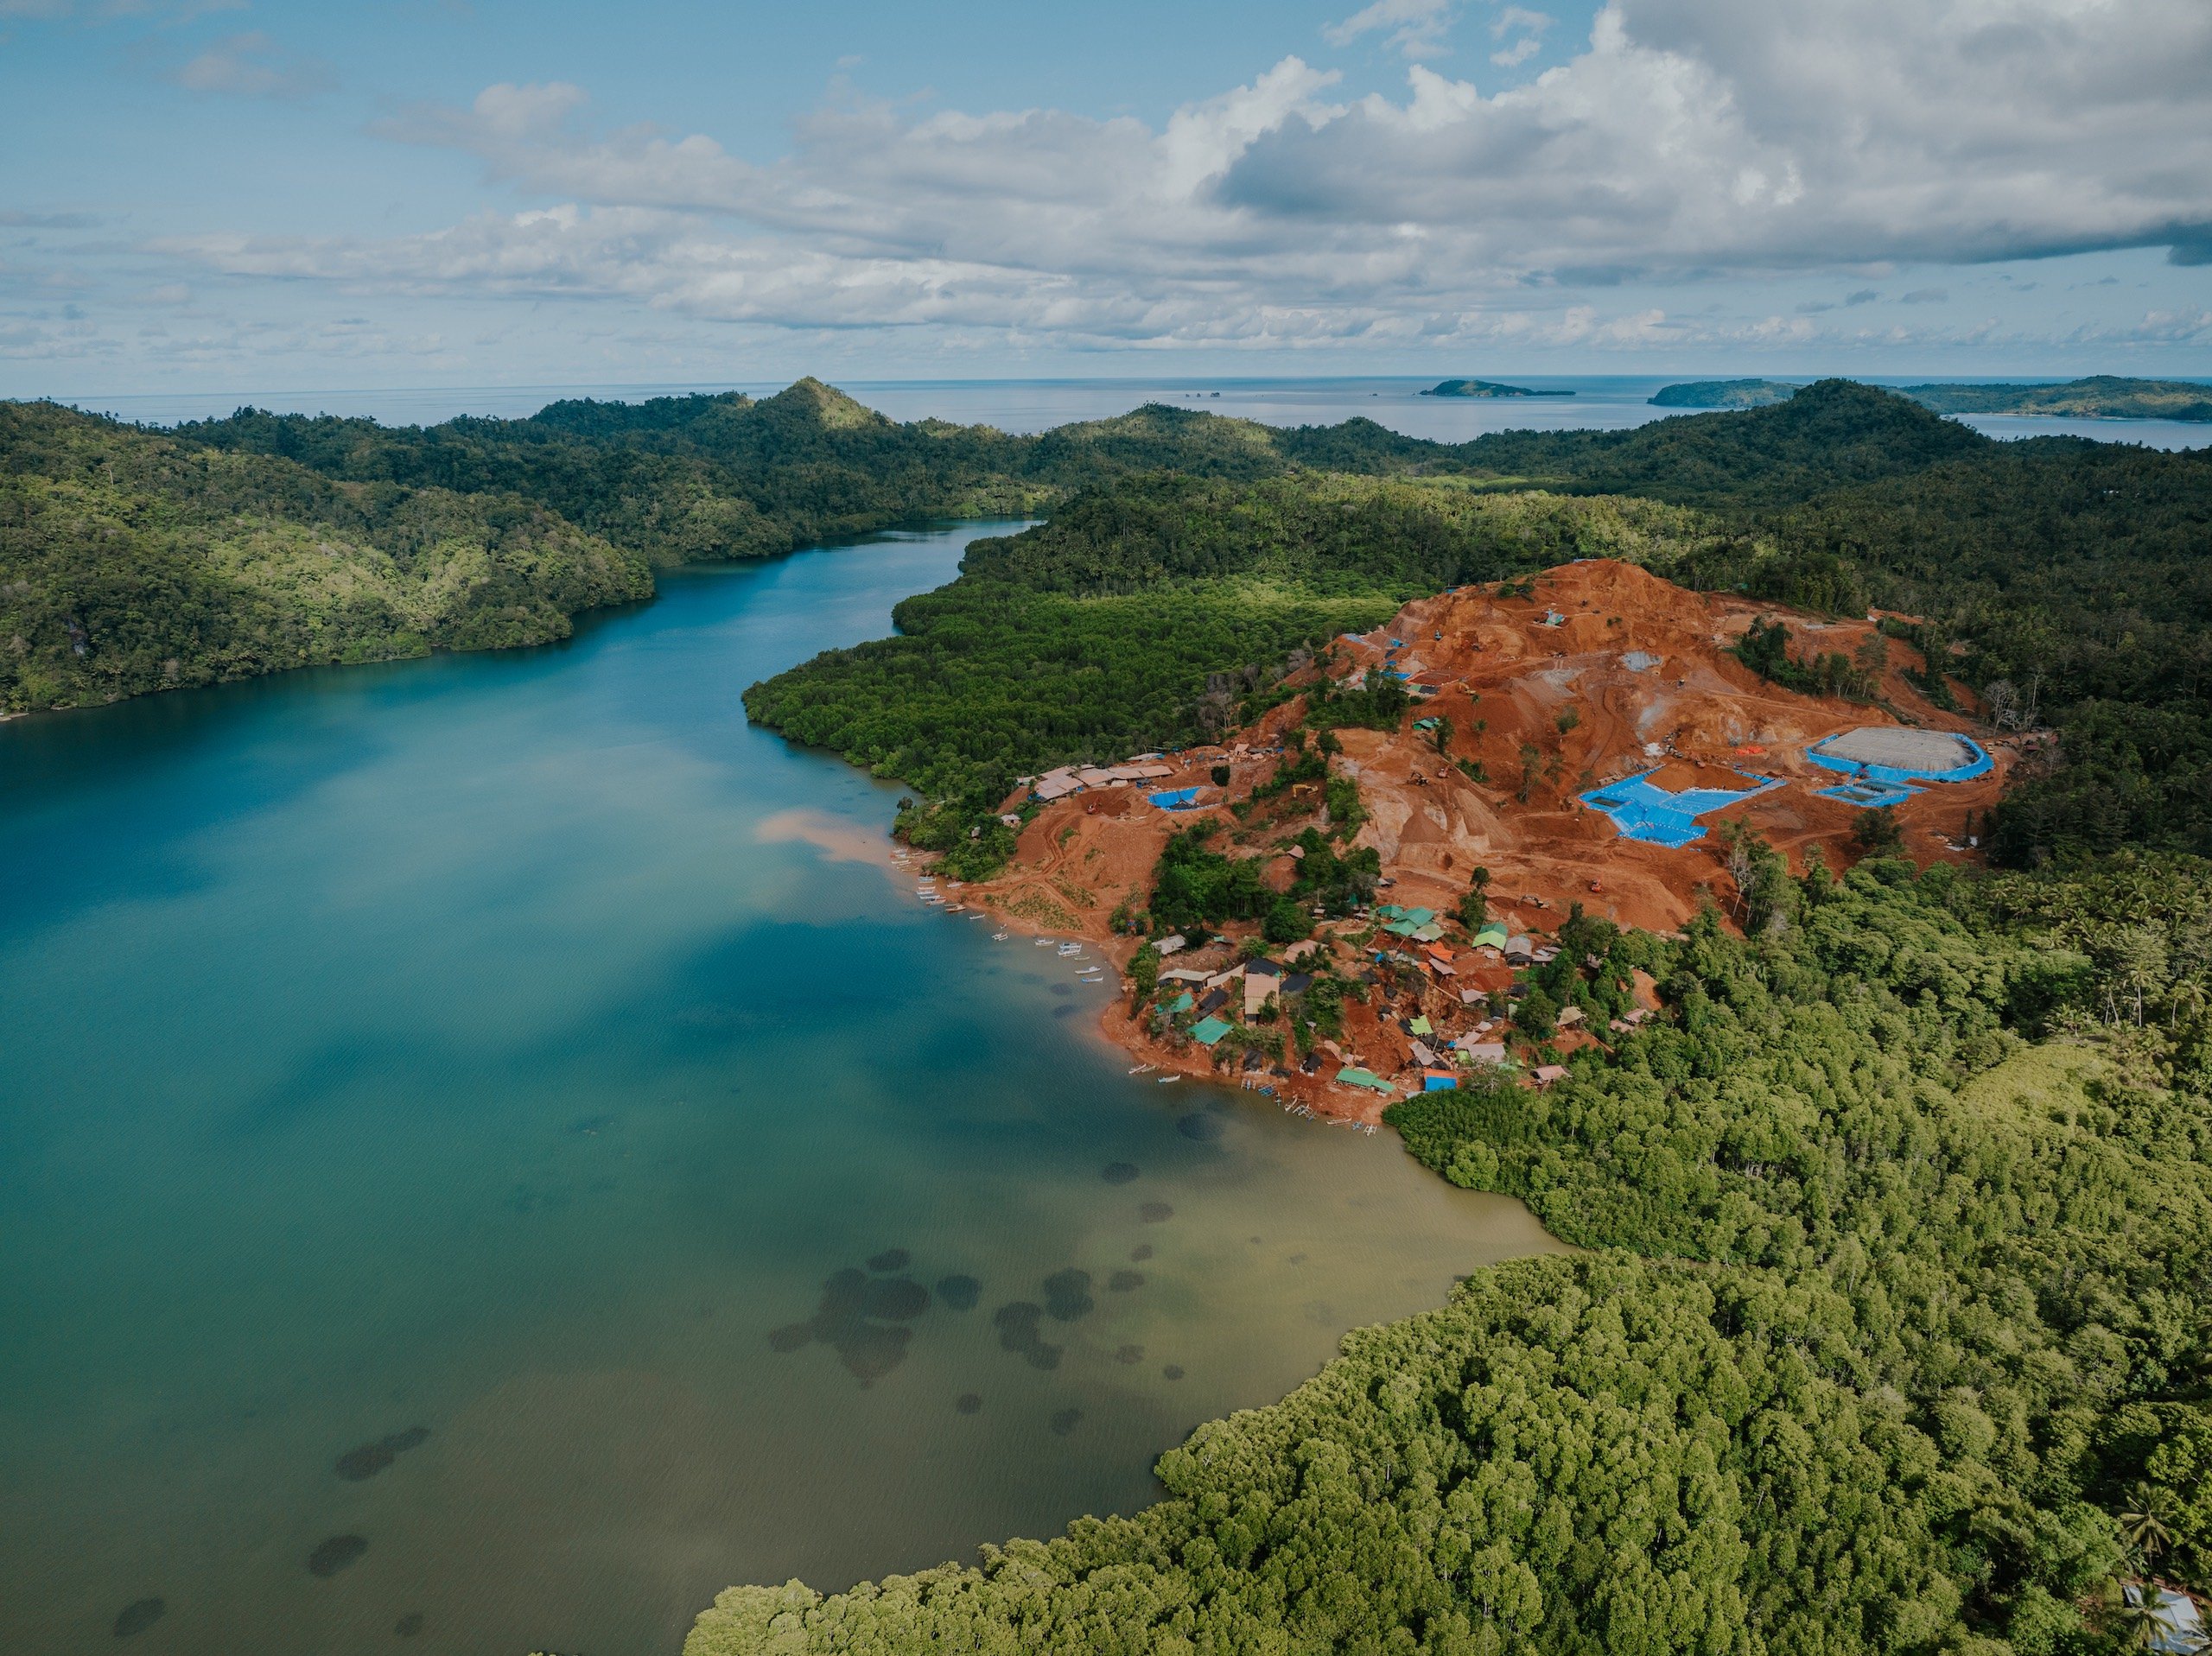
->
<box><xmin>0</xmin><ymin>400</ymin><xmax>650</xmax><ymax>711</ymax></box>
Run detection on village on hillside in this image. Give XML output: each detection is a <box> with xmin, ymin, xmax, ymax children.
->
<box><xmin>933</xmin><ymin>560</ymin><xmax>2035</xmax><ymax>1120</ymax></box>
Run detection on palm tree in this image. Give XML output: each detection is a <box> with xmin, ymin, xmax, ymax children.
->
<box><xmin>2122</xmin><ymin>1483</ymin><xmax>2177</xmax><ymax>1564</ymax></box>
<box><xmin>2105</xmin><ymin>1584</ymin><xmax>2184</xmax><ymax>1653</ymax></box>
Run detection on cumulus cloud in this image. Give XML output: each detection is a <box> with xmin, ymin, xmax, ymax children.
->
<box><xmin>144</xmin><ymin>0</ymin><xmax>2212</xmax><ymax>352</ymax></box>
<box><xmin>168</xmin><ymin>30</ymin><xmax>334</xmax><ymax>99</ymax></box>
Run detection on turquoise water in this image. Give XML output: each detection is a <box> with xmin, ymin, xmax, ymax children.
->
<box><xmin>0</xmin><ymin>523</ymin><xmax>1560</xmax><ymax>1656</ymax></box>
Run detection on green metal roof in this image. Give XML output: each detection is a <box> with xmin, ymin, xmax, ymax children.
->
<box><xmin>1335</xmin><ymin>1066</ymin><xmax>1395</xmax><ymax>1092</ymax></box>
<box><xmin>1190</xmin><ymin>1016</ymin><xmax>1236</xmax><ymax>1046</ymax></box>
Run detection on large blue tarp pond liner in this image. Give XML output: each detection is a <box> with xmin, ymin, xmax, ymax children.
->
<box><xmin>1579</xmin><ymin>769</ymin><xmax>1782</xmax><ymax>848</ymax></box>
<box><xmin>1806</xmin><ymin>727</ymin><xmax>1992</xmax><ymax>786</ymax></box>
<box><xmin>1149</xmin><ymin>788</ymin><xmax>1201</xmax><ymax>810</ymax></box>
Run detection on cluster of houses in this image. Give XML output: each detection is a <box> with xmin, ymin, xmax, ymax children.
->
<box><xmin>1026</xmin><ymin>755</ymin><xmax>1178</xmax><ymax>803</ymax></box>
<box><xmin>1144</xmin><ymin>900</ymin><xmax>1660</xmax><ymax>1107</ymax></box>
<box><xmin>1155</xmin><ymin>938</ymin><xmax>1326</xmax><ymax>1051</ymax></box>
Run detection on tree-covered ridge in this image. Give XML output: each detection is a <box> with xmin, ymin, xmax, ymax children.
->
<box><xmin>168</xmin><ymin>377</ymin><xmax>2012</xmax><ymax>562</ymax></box>
<box><xmin>169</xmin><ymin>381</ymin><xmax>1399</xmax><ymax>568</ymax></box>
<box><xmin>690</xmin><ymin>862</ymin><xmax>2212</xmax><ymax>1653</ymax></box>
<box><xmin>170</xmin><ymin>379</ymin><xmax>1052</xmax><ymax>566</ymax></box>
<box><xmin>1421</xmin><ymin>378</ymin><xmax>1567</xmax><ymax>397</ymax></box>
<box><xmin>1449</xmin><ymin>378</ymin><xmax>1990</xmax><ymax>509</ymax></box>
<box><xmin>1902</xmin><ymin>378</ymin><xmax>2212</xmax><ymax>423</ymax></box>
<box><xmin>741</xmin><ymin>476</ymin><xmax>1732</xmax><ymax>816</ymax></box>
<box><xmin>0</xmin><ymin>401</ymin><xmax>650</xmax><ymax>713</ymax></box>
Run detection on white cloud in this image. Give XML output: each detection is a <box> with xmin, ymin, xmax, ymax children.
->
<box><xmin>168</xmin><ymin>30</ymin><xmax>334</xmax><ymax>99</ymax></box>
<box><xmin>1489</xmin><ymin>5</ymin><xmax>1552</xmax><ymax>67</ymax></box>
<box><xmin>111</xmin><ymin>0</ymin><xmax>2212</xmax><ymax>359</ymax></box>
<box><xmin>1325</xmin><ymin>0</ymin><xmax>1460</xmax><ymax>60</ymax></box>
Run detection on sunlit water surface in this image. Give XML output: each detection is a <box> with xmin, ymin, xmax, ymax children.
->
<box><xmin>0</xmin><ymin>523</ymin><xmax>1560</xmax><ymax>1656</ymax></box>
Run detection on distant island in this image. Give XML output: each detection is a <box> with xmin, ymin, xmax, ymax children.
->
<box><xmin>1420</xmin><ymin>379</ymin><xmax>1573</xmax><ymax>398</ymax></box>
<box><xmin>1650</xmin><ymin>373</ymin><xmax>2212</xmax><ymax>422</ymax></box>
<box><xmin>1649</xmin><ymin>379</ymin><xmax>1801</xmax><ymax>409</ymax></box>
<box><xmin>1898</xmin><ymin>375</ymin><xmax>2212</xmax><ymax>422</ymax></box>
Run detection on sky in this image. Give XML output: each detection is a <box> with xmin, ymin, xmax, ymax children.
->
<box><xmin>3</xmin><ymin>0</ymin><xmax>2210</xmax><ymax>395</ymax></box>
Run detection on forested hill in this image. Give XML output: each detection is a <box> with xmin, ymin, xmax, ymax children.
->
<box><xmin>172</xmin><ymin>378</ymin><xmax>1047</xmax><ymax>565</ymax></box>
<box><xmin>1667</xmin><ymin>437</ymin><xmax>2212</xmax><ymax>864</ymax></box>
<box><xmin>175</xmin><ymin>376</ymin><xmax>2005</xmax><ymax>537</ymax></box>
<box><xmin>1446</xmin><ymin>377</ymin><xmax>1992</xmax><ymax>507</ymax></box>
<box><xmin>173</xmin><ymin>380</ymin><xmax>1369</xmax><ymax>567</ymax></box>
<box><xmin>0</xmin><ymin>401</ymin><xmax>649</xmax><ymax>714</ymax></box>
<box><xmin>8</xmin><ymin>376</ymin><xmax>2196</xmax><ymax>723</ymax></box>
<box><xmin>1903</xmin><ymin>376</ymin><xmax>2212</xmax><ymax>422</ymax></box>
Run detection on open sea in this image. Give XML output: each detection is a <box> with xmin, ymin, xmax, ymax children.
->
<box><xmin>0</xmin><ymin>521</ymin><xmax>1560</xmax><ymax>1656</ymax></box>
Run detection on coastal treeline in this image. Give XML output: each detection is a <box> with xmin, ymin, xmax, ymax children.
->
<box><xmin>1649</xmin><ymin>375</ymin><xmax>2212</xmax><ymax>422</ymax></box>
<box><xmin>0</xmin><ymin>401</ymin><xmax>650</xmax><ymax>712</ymax></box>
<box><xmin>690</xmin><ymin>858</ymin><xmax>2212</xmax><ymax>1653</ymax></box>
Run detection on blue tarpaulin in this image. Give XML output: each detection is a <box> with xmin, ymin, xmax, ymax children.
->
<box><xmin>1148</xmin><ymin>788</ymin><xmax>1200</xmax><ymax>810</ymax></box>
<box><xmin>1579</xmin><ymin>769</ymin><xmax>1782</xmax><ymax>848</ymax></box>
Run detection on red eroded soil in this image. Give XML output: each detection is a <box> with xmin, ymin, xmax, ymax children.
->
<box><xmin>949</xmin><ymin>560</ymin><xmax>2024</xmax><ymax>1117</ymax></box>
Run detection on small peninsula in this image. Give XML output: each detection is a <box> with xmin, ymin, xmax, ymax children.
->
<box><xmin>1899</xmin><ymin>375</ymin><xmax>2212</xmax><ymax>422</ymax></box>
<box><xmin>1419</xmin><ymin>378</ymin><xmax>1573</xmax><ymax>398</ymax></box>
<box><xmin>1649</xmin><ymin>378</ymin><xmax>1801</xmax><ymax>409</ymax></box>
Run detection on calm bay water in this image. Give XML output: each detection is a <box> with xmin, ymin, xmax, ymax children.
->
<box><xmin>0</xmin><ymin>523</ymin><xmax>1560</xmax><ymax>1656</ymax></box>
